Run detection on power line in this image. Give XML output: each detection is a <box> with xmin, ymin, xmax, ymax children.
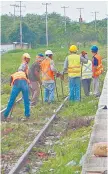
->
<box><xmin>76</xmin><ymin>8</ymin><xmax>84</xmax><ymax>23</ymax></box>
<box><xmin>61</xmin><ymin>6</ymin><xmax>69</xmax><ymax>32</ymax></box>
<box><xmin>16</xmin><ymin>1</ymin><xmax>26</xmax><ymax>48</ymax></box>
<box><xmin>1</xmin><ymin>3</ymin><xmax>12</xmax><ymax>8</ymax></box>
<box><xmin>10</xmin><ymin>4</ymin><xmax>19</xmax><ymax>24</ymax></box>
<box><xmin>91</xmin><ymin>11</ymin><xmax>99</xmax><ymax>32</ymax></box>
<box><xmin>42</xmin><ymin>3</ymin><xmax>51</xmax><ymax>47</ymax></box>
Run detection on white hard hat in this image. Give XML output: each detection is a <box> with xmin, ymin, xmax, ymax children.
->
<box><xmin>22</xmin><ymin>53</ymin><xmax>31</xmax><ymax>59</ymax></box>
<box><xmin>45</xmin><ymin>50</ymin><xmax>53</xmax><ymax>55</ymax></box>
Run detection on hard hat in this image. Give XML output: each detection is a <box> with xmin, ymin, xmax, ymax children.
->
<box><xmin>45</xmin><ymin>50</ymin><xmax>53</xmax><ymax>55</ymax></box>
<box><xmin>22</xmin><ymin>53</ymin><xmax>31</xmax><ymax>59</ymax></box>
<box><xmin>91</xmin><ymin>45</ymin><xmax>98</xmax><ymax>53</ymax></box>
<box><xmin>69</xmin><ymin>45</ymin><xmax>78</xmax><ymax>52</ymax></box>
<box><xmin>38</xmin><ymin>53</ymin><xmax>44</xmax><ymax>57</ymax></box>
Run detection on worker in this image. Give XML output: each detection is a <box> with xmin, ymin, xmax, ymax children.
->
<box><xmin>63</xmin><ymin>45</ymin><xmax>88</xmax><ymax>101</ymax></box>
<box><xmin>41</xmin><ymin>50</ymin><xmax>59</xmax><ymax>103</ymax></box>
<box><xmin>18</xmin><ymin>52</ymin><xmax>30</xmax><ymax>75</ymax></box>
<box><xmin>91</xmin><ymin>45</ymin><xmax>103</xmax><ymax>97</ymax></box>
<box><xmin>81</xmin><ymin>51</ymin><xmax>92</xmax><ymax>96</ymax></box>
<box><xmin>28</xmin><ymin>53</ymin><xmax>44</xmax><ymax>106</ymax></box>
<box><xmin>3</xmin><ymin>53</ymin><xmax>31</xmax><ymax>121</ymax></box>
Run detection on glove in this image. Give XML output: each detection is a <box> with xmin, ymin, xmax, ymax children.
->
<box><xmin>60</xmin><ymin>71</ymin><xmax>64</xmax><ymax>75</ymax></box>
<box><xmin>60</xmin><ymin>73</ymin><xmax>64</xmax><ymax>80</ymax></box>
<box><xmin>56</xmin><ymin>72</ymin><xmax>61</xmax><ymax>77</ymax></box>
<box><xmin>56</xmin><ymin>72</ymin><xmax>64</xmax><ymax>80</ymax></box>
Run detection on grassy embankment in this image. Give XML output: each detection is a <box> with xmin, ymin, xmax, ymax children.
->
<box><xmin>1</xmin><ymin>43</ymin><xmax>107</xmax><ymax>174</ymax></box>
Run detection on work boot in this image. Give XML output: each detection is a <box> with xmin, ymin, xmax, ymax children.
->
<box><xmin>30</xmin><ymin>102</ymin><xmax>37</xmax><ymax>107</ymax></box>
<box><xmin>26</xmin><ymin>117</ymin><xmax>30</xmax><ymax>121</ymax></box>
<box><xmin>3</xmin><ymin>117</ymin><xmax>12</xmax><ymax>122</ymax></box>
<box><xmin>30</xmin><ymin>104</ymin><xmax>36</xmax><ymax>108</ymax></box>
<box><xmin>94</xmin><ymin>92</ymin><xmax>101</xmax><ymax>98</ymax></box>
<box><xmin>21</xmin><ymin>117</ymin><xmax>30</xmax><ymax>122</ymax></box>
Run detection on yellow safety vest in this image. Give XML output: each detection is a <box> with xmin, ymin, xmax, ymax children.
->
<box><xmin>82</xmin><ymin>60</ymin><xmax>92</xmax><ymax>79</ymax></box>
<box><xmin>68</xmin><ymin>54</ymin><xmax>81</xmax><ymax>77</ymax></box>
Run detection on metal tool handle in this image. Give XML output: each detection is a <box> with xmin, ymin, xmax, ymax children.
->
<box><xmin>40</xmin><ymin>85</ymin><xmax>43</xmax><ymax>104</ymax></box>
<box><xmin>54</xmin><ymin>77</ymin><xmax>59</xmax><ymax>101</ymax></box>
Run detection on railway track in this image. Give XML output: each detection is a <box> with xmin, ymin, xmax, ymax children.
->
<box><xmin>18</xmin><ymin>113</ymin><xmax>69</xmax><ymax>174</ymax></box>
<box><xmin>1</xmin><ymin>96</ymin><xmax>69</xmax><ymax>174</ymax></box>
<box><xmin>1</xmin><ymin>97</ymin><xmax>22</xmax><ymax>121</ymax></box>
<box><xmin>1</xmin><ymin>68</ymin><xmax>107</xmax><ymax>174</ymax></box>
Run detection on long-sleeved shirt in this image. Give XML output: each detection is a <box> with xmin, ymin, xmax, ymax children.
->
<box><xmin>92</xmin><ymin>56</ymin><xmax>98</xmax><ymax>66</ymax></box>
<box><xmin>50</xmin><ymin>59</ymin><xmax>57</xmax><ymax>72</ymax></box>
<box><xmin>63</xmin><ymin>53</ymin><xmax>88</xmax><ymax>71</ymax></box>
<box><xmin>18</xmin><ymin>61</ymin><xmax>29</xmax><ymax>75</ymax></box>
<box><xmin>28</xmin><ymin>62</ymin><xmax>41</xmax><ymax>82</ymax></box>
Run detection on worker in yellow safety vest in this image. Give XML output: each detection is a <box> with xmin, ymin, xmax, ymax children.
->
<box><xmin>81</xmin><ymin>51</ymin><xmax>92</xmax><ymax>96</ymax></box>
<box><xmin>3</xmin><ymin>53</ymin><xmax>31</xmax><ymax>121</ymax></box>
<box><xmin>63</xmin><ymin>45</ymin><xmax>88</xmax><ymax>101</ymax></box>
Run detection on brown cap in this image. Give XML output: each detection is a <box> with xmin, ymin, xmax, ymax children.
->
<box><xmin>81</xmin><ymin>51</ymin><xmax>87</xmax><ymax>54</ymax></box>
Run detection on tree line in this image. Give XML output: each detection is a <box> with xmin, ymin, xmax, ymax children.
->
<box><xmin>1</xmin><ymin>13</ymin><xmax>107</xmax><ymax>48</ymax></box>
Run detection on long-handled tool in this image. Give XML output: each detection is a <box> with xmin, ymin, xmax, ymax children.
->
<box><xmin>3</xmin><ymin>105</ymin><xmax>15</xmax><ymax>122</ymax></box>
<box><xmin>54</xmin><ymin>76</ymin><xmax>59</xmax><ymax>101</ymax></box>
<box><xmin>9</xmin><ymin>97</ymin><xmax>22</xmax><ymax>118</ymax></box>
<box><xmin>80</xmin><ymin>63</ymin><xmax>83</xmax><ymax>101</ymax></box>
<box><xmin>8</xmin><ymin>101</ymin><xmax>16</xmax><ymax>121</ymax></box>
<box><xmin>61</xmin><ymin>79</ymin><xmax>64</xmax><ymax>99</ymax></box>
<box><xmin>60</xmin><ymin>72</ymin><xmax>65</xmax><ymax>99</ymax></box>
<box><xmin>40</xmin><ymin>85</ymin><xmax>43</xmax><ymax>104</ymax></box>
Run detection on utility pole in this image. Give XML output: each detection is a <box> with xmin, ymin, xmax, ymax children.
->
<box><xmin>91</xmin><ymin>11</ymin><xmax>99</xmax><ymax>32</ymax></box>
<box><xmin>10</xmin><ymin>4</ymin><xmax>19</xmax><ymax>24</ymax></box>
<box><xmin>61</xmin><ymin>6</ymin><xmax>69</xmax><ymax>32</ymax></box>
<box><xmin>17</xmin><ymin>1</ymin><xmax>25</xmax><ymax>48</ymax></box>
<box><xmin>76</xmin><ymin>8</ymin><xmax>84</xmax><ymax>23</ymax></box>
<box><xmin>42</xmin><ymin>3</ymin><xmax>51</xmax><ymax>47</ymax></box>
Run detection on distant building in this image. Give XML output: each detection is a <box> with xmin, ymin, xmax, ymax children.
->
<box><xmin>1</xmin><ymin>42</ymin><xmax>31</xmax><ymax>55</ymax></box>
<box><xmin>1</xmin><ymin>44</ymin><xmax>14</xmax><ymax>52</ymax></box>
<box><xmin>13</xmin><ymin>42</ymin><xmax>31</xmax><ymax>49</ymax></box>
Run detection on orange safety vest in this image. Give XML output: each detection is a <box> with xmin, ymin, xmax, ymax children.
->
<box><xmin>92</xmin><ymin>54</ymin><xmax>103</xmax><ymax>78</ymax></box>
<box><xmin>41</xmin><ymin>58</ymin><xmax>54</xmax><ymax>81</ymax></box>
<box><xmin>11</xmin><ymin>71</ymin><xmax>29</xmax><ymax>86</ymax></box>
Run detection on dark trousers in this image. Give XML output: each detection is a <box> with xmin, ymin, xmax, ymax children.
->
<box><xmin>82</xmin><ymin>78</ymin><xmax>91</xmax><ymax>96</ymax></box>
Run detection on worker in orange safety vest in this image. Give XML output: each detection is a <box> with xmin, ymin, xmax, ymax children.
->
<box><xmin>91</xmin><ymin>45</ymin><xmax>103</xmax><ymax>97</ymax></box>
<box><xmin>3</xmin><ymin>53</ymin><xmax>31</xmax><ymax>121</ymax></box>
<box><xmin>41</xmin><ymin>50</ymin><xmax>60</xmax><ymax>103</ymax></box>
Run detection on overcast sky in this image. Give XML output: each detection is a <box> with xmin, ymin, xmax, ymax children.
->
<box><xmin>1</xmin><ymin>1</ymin><xmax>107</xmax><ymax>22</ymax></box>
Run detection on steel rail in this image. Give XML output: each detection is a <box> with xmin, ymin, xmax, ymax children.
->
<box><xmin>8</xmin><ymin>95</ymin><xmax>69</xmax><ymax>174</ymax></box>
<box><xmin>0</xmin><ymin>97</ymin><xmax>22</xmax><ymax>121</ymax></box>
